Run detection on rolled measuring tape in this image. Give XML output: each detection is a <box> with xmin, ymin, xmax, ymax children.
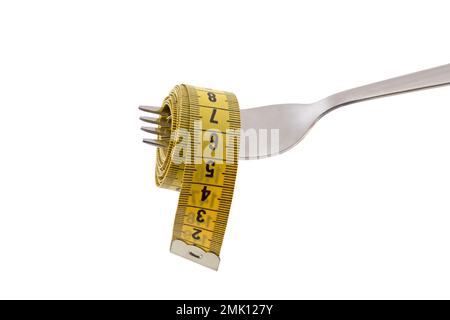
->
<box><xmin>149</xmin><ymin>84</ymin><xmax>240</xmax><ymax>270</ymax></box>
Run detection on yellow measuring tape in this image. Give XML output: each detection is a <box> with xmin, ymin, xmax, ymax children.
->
<box><xmin>154</xmin><ymin>84</ymin><xmax>240</xmax><ymax>270</ymax></box>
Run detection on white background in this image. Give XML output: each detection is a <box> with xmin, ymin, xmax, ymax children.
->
<box><xmin>0</xmin><ymin>0</ymin><xmax>449</xmax><ymax>299</ymax></box>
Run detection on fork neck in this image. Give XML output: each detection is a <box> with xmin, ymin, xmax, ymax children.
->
<box><xmin>316</xmin><ymin>63</ymin><xmax>450</xmax><ymax>115</ymax></box>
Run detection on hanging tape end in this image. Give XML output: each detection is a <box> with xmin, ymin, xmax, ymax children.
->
<box><xmin>170</xmin><ymin>239</ymin><xmax>220</xmax><ymax>271</ymax></box>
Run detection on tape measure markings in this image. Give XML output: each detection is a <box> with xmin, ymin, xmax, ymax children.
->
<box><xmin>150</xmin><ymin>84</ymin><xmax>240</xmax><ymax>270</ymax></box>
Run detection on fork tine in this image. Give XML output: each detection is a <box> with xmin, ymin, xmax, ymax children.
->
<box><xmin>139</xmin><ymin>116</ymin><xmax>158</xmax><ymax>125</ymax></box>
<box><xmin>139</xmin><ymin>106</ymin><xmax>161</xmax><ymax>114</ymax></box>
<box><xmin>143</xmin><ymin>138</ymin><xmax>168</xmax><ymax>147</ymax></box>
<box><xmin>140</xmin><ymin>126</ymin><xmax>169</xmax><ymax>136</ymax></box>
<box><xmin>139</xmin><ymin>116</ymin><xmax>171</xmax><ymax>127</ymax></box>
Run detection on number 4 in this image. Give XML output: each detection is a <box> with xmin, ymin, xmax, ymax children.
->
<box><xmin>201</xmin><ymin>186</ymin><xmax>211</xmax><ymax>201</ymax></box>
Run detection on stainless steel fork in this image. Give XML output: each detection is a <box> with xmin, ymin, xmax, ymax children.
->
<box><xmin>240</xmin><ymin>64</ymin><xmax>450</xmax><ymax>159</ymax></box>
<box><xmin>140</xmin><ymin>64</ymin><xmax>450</xmax><ymax>159</ymax></box>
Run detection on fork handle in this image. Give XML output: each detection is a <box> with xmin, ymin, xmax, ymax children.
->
<box><xmin>319</xmin><ymin>63</ymin><xmax>450</xmax><ymax>113</ymax></box>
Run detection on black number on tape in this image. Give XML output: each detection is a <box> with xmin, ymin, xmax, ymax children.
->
<box><xmin>192</xmin><ymin>228</ymin><xmax>202</xmax><ymax>240</ymax></box>
<box><xmin>210</xmin><ymin>108</ymin><xmax>219</xmax><ymax>124</ymax></box>
<box><xmin>207</xmin><ymin>92</ymin><xmax>217</xmax><ymax>102</ymax></box>
<box><xmin>209</xmin><ymin>132</ymin><xmax>218</xmax><ymax>150</ymax></box>
<box><xmin>201</xmin><ymin>186</ymin><xmax>211</xmax><ymax>201</ymax></box>
<box><xmin>205</xmin><ymin>160</ymin><xmax>215</xmax><ymax>178</ymax></box>
<box><xmin>196</xmin><ymin>209</ymin><xmax>206</xmax><ymax>223</ymax></box>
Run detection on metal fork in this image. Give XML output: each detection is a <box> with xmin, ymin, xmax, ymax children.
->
<box><xmin>140</xmin><ymin>64</ymin><xmax>450</xmax><ymax>159</ymax></box>
<box><xmin>240</xmin><ymin>64</ymin><xmax>450</xmax><ymax>159</ymax></box>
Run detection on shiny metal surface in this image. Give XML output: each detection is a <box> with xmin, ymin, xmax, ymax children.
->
<box><xmin>240</xmin><ymin>64</ymin><xmax>450</xmax><ymax>159</ymax></box>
